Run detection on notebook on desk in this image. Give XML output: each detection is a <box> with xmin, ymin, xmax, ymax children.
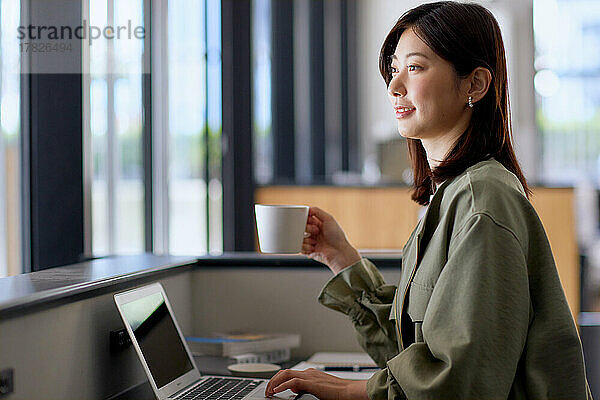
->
<box><xmin>292</xmin><ymin>352</ymin><xmax>380</xmax><ymax>380</ymax></box>
<box><xmin>114</xmin><ymin>283</ymin><xmax>314</xmax><ymax>400</ymax></box>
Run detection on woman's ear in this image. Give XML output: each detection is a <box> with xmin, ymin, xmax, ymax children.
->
<box><xmin>466</xmin><ymin>67</ymin><xmax>492</xmax><ymax>104</ymax></box>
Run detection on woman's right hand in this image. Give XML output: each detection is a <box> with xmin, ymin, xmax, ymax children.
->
<box><xmin>302</xmin><ymin>207</ymin><xmax>361</xmax><ymax>274</ymax></box>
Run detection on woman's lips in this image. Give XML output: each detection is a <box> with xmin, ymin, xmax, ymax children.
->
<box><xmin>395</xmin><ymin>106</ymin><xmax>416</xmax><ymax>119</ymax></box>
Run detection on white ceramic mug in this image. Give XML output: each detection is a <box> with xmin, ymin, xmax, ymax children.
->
<box><xmin>255</xmin><ymin>204</ymin><xmax>309</xmax><ymax>253</ymax></box>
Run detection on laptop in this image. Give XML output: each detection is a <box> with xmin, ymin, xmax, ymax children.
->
<box><xmin>114</xmin><ymin>283</ymin><xmax>311</xmax><ymax>400</ymax></box>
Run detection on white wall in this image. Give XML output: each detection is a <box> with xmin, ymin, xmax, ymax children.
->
<box><xmin>192</xmin><ymin>267</ymin><xmax>402</xmax><ymax>358</ymax></box>
<box><xmin>356</xmin><ymin>0</ymin><xmax>539</xmax><ymax>180</ymax></box>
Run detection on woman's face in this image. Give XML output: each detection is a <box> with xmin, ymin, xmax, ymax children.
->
<box><xmin>388</xmin><ymin>28</ymin><xmax>470</xmax><ymax>141</ymax></box>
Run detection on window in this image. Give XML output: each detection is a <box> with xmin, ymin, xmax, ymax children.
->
<box><xmin>152</xmin><ymin>0</ymin><xmax>222</xmax><ymax>255</ymax></box>
<box><xmin>252</xmin><ymin>0</ymin><xmax>273</xmax><ymax>185</ymax></box>
<box><xmin>87</xmin><ymin>0</ymin><xmax>145</xmax><ymax>255</ymax></box>
<box><xmin>534</xmin><ymin>0</ymin><xmax>600</xmax><ymax>185</ymax></box>
<box><xmin>164</xmin><ymin>0</ymin><xmax>222</xmax><ymax>255</ymax></box>
<box><xmin>251</xmin><ymin>0</ymin><xmax>358</xmax><ymax>186</ymax></box>
<box><xmin>166</xmin><ymin>0</ymin><xmax>207</xmax><ymax>254</ymax></box>
<box><xmin>86</xmin><ymin>0</ymin><xmax>223</xmax><ymax>257</ymax></box>
<box><xmin>0</xmin><ymin>0</ymin><xmax>21</xmax><ymax>277</ymax></box>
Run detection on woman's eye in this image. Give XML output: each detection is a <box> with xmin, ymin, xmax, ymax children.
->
<box><xmin>407</xmin><ymin>65</ymin><xmax>421</xmax><ymax>72</ymax></box>
<box><xmin>390</xmin><ymin>66</ymin><xmax>399</xmax><ymax>74</ymax></box>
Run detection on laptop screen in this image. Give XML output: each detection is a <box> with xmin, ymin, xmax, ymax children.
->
<box><xmin>120</xmin><ymin>291</ymin><xmax>194</xmax><ymax>388</ymax></box>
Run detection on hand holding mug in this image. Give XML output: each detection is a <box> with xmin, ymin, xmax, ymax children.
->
<box><xmin>302</xmin><ymin>207</ymin><xmax>361</xmax><ymax>274</ymax></box>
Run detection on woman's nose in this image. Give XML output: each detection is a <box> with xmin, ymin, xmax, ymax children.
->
<box><xmin>388</xmin><ymin>77</ymin><xmax>406</xmax><ymax>97</ymax></box>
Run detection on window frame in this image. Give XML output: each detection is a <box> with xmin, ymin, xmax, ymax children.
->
<box><xmin>23</xmin><ymin>0</ymin><xmax>85</xmax><ymax>271</ymax></box>
<box><xmin>221</xmin><ymin>0</ymin><xmax>255</xmax><ymax>251</ymax></box>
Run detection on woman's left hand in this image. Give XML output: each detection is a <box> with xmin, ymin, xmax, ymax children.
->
<box><xmin>264</xmin><ymin>368</ymin><xmax>369</xmax><ymax>400</ymax></box>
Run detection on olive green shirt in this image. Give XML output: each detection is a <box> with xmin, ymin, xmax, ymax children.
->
<box><xmin>318</xmin><ymin>159</ymin><xmax>592</xmax><ymax>399</ymax></box>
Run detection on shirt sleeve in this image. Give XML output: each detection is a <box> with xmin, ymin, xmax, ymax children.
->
<box><xmin>376</xmin><ymin>212</ymin><xmax>531</xmax><ymax>399</ymax></box>
<box><xmin>317</xmin><ymin>258</ymin><xmax>400</xmax><ymax>367</ymax></box>
<box><xmin>366</xmin><ymin>368</ymin><xmax>408</xmax><ymax>400</ymax></box>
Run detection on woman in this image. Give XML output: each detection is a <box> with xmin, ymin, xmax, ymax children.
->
<box><xmin>265</xmin><ymin>2</ymin><xmax>592</xmax><ymax>399</ymax></box>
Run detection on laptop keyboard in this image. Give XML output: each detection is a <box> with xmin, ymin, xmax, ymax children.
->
<box><xmin>175</xmin><ymin>377</ymin><xmax>263</xmax><ymax>400</ymax></box>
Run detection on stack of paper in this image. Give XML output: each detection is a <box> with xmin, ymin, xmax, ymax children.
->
<box><xmin>185</xmin><ymin>332</ymin><xmax>300</xmax><ymax>357</ymax></box>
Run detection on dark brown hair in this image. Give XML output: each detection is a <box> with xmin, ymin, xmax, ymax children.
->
<box><xmin>379</xmin><ymin>1</ymin><xmax>531</xmax><ymax>205</ymax></box>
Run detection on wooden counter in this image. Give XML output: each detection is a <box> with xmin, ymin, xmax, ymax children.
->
<box><xmin>255</xmin><ymin>186</ymin><xmax>580</xmax><ymax>318</ymax></box>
